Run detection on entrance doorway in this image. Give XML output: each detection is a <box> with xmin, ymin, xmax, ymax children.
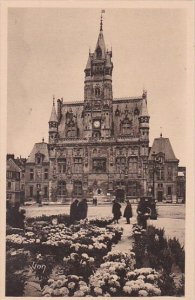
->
<box><xmin>157</xmin><ymin>191</ymin><xmax>163</xmax><ymax>202</ymax></box>
<box><xmin>115</xmin><ymin>188</ymin><xmax>125</xmax><ymax>202</ymax></box>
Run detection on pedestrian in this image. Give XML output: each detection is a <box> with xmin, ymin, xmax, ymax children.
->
<box><xmin>70</xmin><ymin>199</ymin><xmax>79</xmax><ymax>223</ymax></box>
<box><xmin>123</xmin><ymin>200</ymin><xmax>133</xmax><ymax>224</ymax></box>
<box><xmin>77</xmin><ymin>198</ymin><xmax>88</xmax><ymax>220</ymax></box>
<box><xmin>112</xmin><ymin>199</ymin><xmax>122</xmax><ymax>224</ymax></box>
<box><xmin>137</xmin><ymin>197</ymin><xmax>151</xmax><ymax>229</ymax></box>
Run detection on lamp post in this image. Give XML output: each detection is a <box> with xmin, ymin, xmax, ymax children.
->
<box><xmin>151</xmin><ymin>151</ymin><xmax>156</xmax><ymax>201</ymax></box>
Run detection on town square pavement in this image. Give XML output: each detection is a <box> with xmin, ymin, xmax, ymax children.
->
<box><xmin>24</xmin><ymin>204</ymin><xmax>185</xmax><ymax>247</ymax></box>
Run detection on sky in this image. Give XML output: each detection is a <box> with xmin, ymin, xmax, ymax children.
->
<box><xmin>7</xmin><ymin>7</ymin><xmax>188</xmax><ymax>165</ymax></box>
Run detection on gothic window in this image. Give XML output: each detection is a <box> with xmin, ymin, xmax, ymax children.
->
<box><xmin>134</xmin><ymin>107</ymin><xmax>140</xmax><ymax>115</ymax></box>
<box><xmin>167</xmin><ymin>167</ymin><xmax>173</xmax><ymax>180</ymax></box>
<box><xmin>73</xmin><ymin>181</ymin><xmax>83</xmax><ymax>197</ymax></box>
<box><xmin>35</xmin><ymin>154</ymin><xmax>43</xmax><ymax>164</ymax></box>
<box><xmin>74</xmin><ymin>158</ymin><xmax>83</xmax><ymax>173</ymax></box>
<box><xmin>30</xmin><ymin>168</ymin><xmax>34</xmax><ymax>180</ymax></box>
<box><xmin>149</xmin><ymin>167</ymin><xmax>153</xmax><ymax>180</ymax></box>
<box><xmin>128</xmin><ymin>158</ymin><xmax>138</xmax><ymax>175</ymax></box>
<box><xmin>115</xmin><ymin>107</ymin><xmax>120</xmax><ymax>116</ymax></box>
<box><xmin>95</xmin><ymin>87</ymin><xmax>101</xmax><ymax>98</ymax></box>
<box><xmin>126</xmin><ymin>181</ymin><xmax>139</xmax><ymax>197</ymax></box>
<box><xmin>93</xmin><ymin>131</ymin><xmax>101</xmax><ymax>138</ymax></box>
<box><xmin>121</xmin><ymin>118</ymin><xmax>132</xmax><ymax>135</ymax></box>
<box><xmin>30</xmin><ymin>186</ymin><xmax>33</xmax><ymax>197</ymax></box>
<box><xmin>92</xmin><ymin>158</ymin><xmax>106</xmax><ymax>173</ymax></box>
<box><xmin>156</xmin><ymin>166</ymin><xmax>164</xmax><ymax>180</ymax></box>
<box><xmin>167</xmin><ymin>186</ymin><xmax>172</xmax><ymax>196</ymax></box>
<box><xmin>44</xmin><ymin>186</ymin><xmax>48</xmax><ymax>197</ymax></box>
<box><xmin>58</xmin><ymin>181</ymin><xmax>66</xmax><ymax>196</ymax></box>
<box><xmin>58</xmin><ymin>159</ymin><xmax>66</xmax><ymax>174</ymax></box>
<box><xmin>67</xmin><ymin>128</ymin><xmax>77</xmax><ymax>138</ymax></box>
<box><xmin>44</xmin><ymin>168</ymin><xmax>48</xmax><ymax>179</ymax></box>
<box><xmin>116</xmin><ymin>157</ymin><xmax>126</xmax><ymax>172</ymax></box>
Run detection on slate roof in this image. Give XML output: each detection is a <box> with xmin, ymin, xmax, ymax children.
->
<box><xmin>27</xmin><ymin>142</ymin><xmax>49</xmax><ymax>163</ymax></box>
<box><xmin>149</xmin><ymin>137</ymin><xmax>178</xmax><ymax>161</ymax></box>
<box><xmin>49</xmin><ymin>103</ymin><xmax>58</xmax><ymax>123</ymax></box>
<box><xmin>95</xmin><ymin>31</ymin><xmax>106</xmax><ymax>58</ymax></box>
<box><xmin>7</xmin><ymin>158</ymin><xmax>22</xmax><ymax>172</ymax></box>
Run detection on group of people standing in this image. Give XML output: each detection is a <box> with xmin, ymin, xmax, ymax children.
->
<box><xmin>112</xmin><ymin>197</ymin><xmax>151</xmax><ymax>229</ymax></box>
<box><xmin>112</xmin><ymin>199</ymin><xmax>133</xmax><ymax>224</ymax></box>
<box><xmin>70</xmin><ymin>197</ymin><xmax>151</xmax><ymax>229</ymax></box>
<box><xmin>70</xmin><ymin>198</ymin><xmax>88</xmax><ymax>223</ymax></box>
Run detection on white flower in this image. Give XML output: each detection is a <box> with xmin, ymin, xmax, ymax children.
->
<box><xmin>80</xmin><ymin>285</ymin><xmax>89</xmax><ymax>293</ymax></box>
<box><xmin>123</xmin><ymin>286</ymin><xmax>132</xmax><ymax>294</ymax></box>
<box><xmin>59</xmin><ymin>287</ymin><xmax>69</xmax><ymax>296</ymax></box>
<box><xmin>68</xmin><ymin>282</ymin><xmax>76</xmax><ymax>290</ymax></box>
<box><xmin>74</xmin><ymin>290</ymin><xmax>85</xmax><ymax>297</ymax></box>
<box><xmin>81</xmin><ymin>253</ymin><xmax>89</xmax><ymax>259</ymax></box>
<box><xmin>147</xmin><ymin>274</ymin><xmax>155</xmax><ymax>281</ymax></box>
<box><xmin>109</xmin><ymin>287</ymin><xmax>117</xmax><ymax>293</ymax></box>
<box><xmin>138</xmin><ymin>289</ymin><xmax>148</xmax><ymax>297</ymax></box>
<box><xmin>89</xmin><ymin>257</ymin><xmax>95</xmax><ymax>263</ymax></box>
<box><xmin>94</xmin><ymin>287</ymin><xmax>103</xmax><ymax>295</ymax></box>
<box><xmin>153</xmin><ymin>287</ymin><xmax>161</xmax><ymax>296</ymax></box>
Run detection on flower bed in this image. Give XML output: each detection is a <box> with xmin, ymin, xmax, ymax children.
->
<box><xmin>123</xmin><ymin>268</ymin><xmax>161</xmax><ymax>296</ymax></box>
<box><xmin>7</xmin><ymin>221</ymin><xmax>123</xmax><ymax>259</ymax></box>
<box><xmin>42</xmin><ymin>275</ymin><xmax>90</xmax><ymax>297</ymax></box>
<box><xmin>131</xmin><ymin>224</ymin><xmax>185</xmax><ymax>296</ymax></box>
<box><xmin>88</xmin><ymin>217</ymin><xmax>113</xmax><ymax>227</ymax></box>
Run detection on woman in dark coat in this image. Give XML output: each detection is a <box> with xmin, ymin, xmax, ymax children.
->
<box><xmin>112</xmin><ymin>200</ymin><xmax>122</xmax><ymax>224</ymax></box>
<box><xmin>123</xmin><ymin>200</ymin><xmax>133</xmax><ymax>224</ymax></box>
<box><xmin>70</xmin><ymin>199</ymin><xmax>79</xmax><ymax>223</ymax></box>
<box><xmin>77</xmin><ymin>198</ymin><xmax>88</xmax><ymax>220</ymax></box>
<box><xmin>137</xmin><ymin>197</ymin><xmax>151</xmax><ymax>229</ymax></box>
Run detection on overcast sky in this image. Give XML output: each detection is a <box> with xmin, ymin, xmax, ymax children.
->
<box><xmin>7</xmin><ymin>7</ymin><xmax>187</xmax><ymax>165</ymax></box>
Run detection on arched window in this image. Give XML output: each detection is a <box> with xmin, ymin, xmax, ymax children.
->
<box><xmin>95</xmin><ymin>87</ymin><xmax>101</xmax><ymax>98</ymax></box>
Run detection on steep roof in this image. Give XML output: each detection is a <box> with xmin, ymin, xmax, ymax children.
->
<box><xmin>149</xmin><ymin>136</ymin><xmax>178</xmax><ymax>161</ymax></box>
<box><xmin>49</xmin><ymin>102</ymin><xmax>58</xmax><ymax>123</ymax></box>
<box><xmin>85</xmin><ymin>54</ymin><xmax>92</xmax><ymax>69</ymax></box>
<box><xmin>27</xmin><ymin>142</ymin><xmax>49</xmax><ymax>163</ymax></box>
<box><xmin>7</xmin><ymin>158</ymin><xmax>22</xmax><ymax>172</ymax></box>
<box><xmin>95</xmin><ymin>31</ymin><xmax>106</xmax><ymax>59</ymax></box>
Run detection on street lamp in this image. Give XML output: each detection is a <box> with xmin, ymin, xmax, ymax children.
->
<box><xmin>151</xmin><ymin>151</ymin><xmax>156</xmax><ymax>201</ymax></box>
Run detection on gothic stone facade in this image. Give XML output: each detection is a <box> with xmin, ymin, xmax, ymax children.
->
<box><xmin>25</xmin><ymin>19</ymin><xmax>179</xmax><ymax>202</ymax></box>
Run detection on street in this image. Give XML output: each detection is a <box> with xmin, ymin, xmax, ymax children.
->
<box><xmin>24</xmin><ymin>204</ymin><xmax>185</xmax><ymax>246</ymax></box>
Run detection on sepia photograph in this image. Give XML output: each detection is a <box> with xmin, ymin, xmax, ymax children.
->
<box><xmin>1</xmin><ymin>1</ymin><xmax>194</xmax><ymax>298</ymax></box>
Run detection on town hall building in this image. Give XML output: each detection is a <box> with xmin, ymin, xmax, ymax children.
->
<box><xmin>24</xmin><ymin>16</ymin><xmax>183</xmax><ymax>203</ymax></box>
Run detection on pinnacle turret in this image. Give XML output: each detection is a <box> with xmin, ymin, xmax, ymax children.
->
<box><xmin>49</xmin><ymin>99</ymin><xmax>58</xmax><ymax>123</ymax></box>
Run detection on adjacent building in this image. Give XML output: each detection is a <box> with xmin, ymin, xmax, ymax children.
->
<box><xmin>25</xmin><ymin>140</ymin><xmax>50</xmax><ymax>202</ymax></box>
<box><xmin>148</xmin><ymin>135</ymin><xmax>179</xmax><ymax>202</ymax></box>
<box><xmin>6</xmin><ymin>155</ymin><xmax>22</xmax><ymax>205</ymax></box>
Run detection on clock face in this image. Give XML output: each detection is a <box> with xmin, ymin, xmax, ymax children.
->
<box><xmin>93</xmin><ymin>120</ymin><xmax>100</xmax><ymax>128</ymax></box>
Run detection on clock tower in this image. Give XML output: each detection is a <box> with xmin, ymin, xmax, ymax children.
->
<box><xmin>83</xmin><ymin>14</ymin><xmax>113</xmax><ymax>139</ymax></box>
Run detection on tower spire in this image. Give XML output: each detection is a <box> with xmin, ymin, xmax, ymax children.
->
<box><xmin>100</xmin><ymin>13</ymin><xmax>103</xmax><ymax>31</ymax></box>
<box><xmin>100</xmin><ymin>10</ymin><xmax>105</xmax><ymax>31</ymax></box>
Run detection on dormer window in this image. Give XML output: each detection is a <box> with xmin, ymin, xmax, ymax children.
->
<box><xmin>96</xmin><ymin>46</ymin><xmax>102</xmax><ymax>59</ymax></box>
<box><xmin>35</xmin><ymin>153</ymin><xmax>43</xmax><ymax>165</ymax></box>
